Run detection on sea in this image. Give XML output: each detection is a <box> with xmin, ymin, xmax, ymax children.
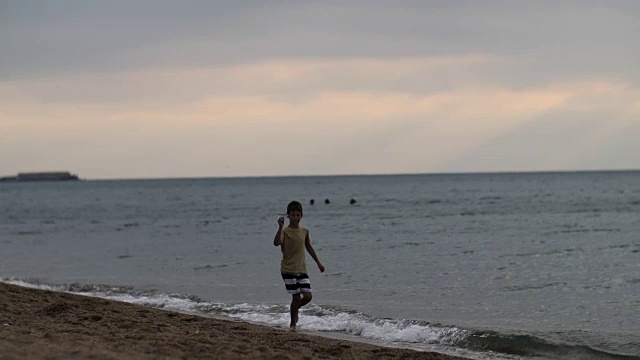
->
<box><xmin>1</xmin><ymin>171</ymin><xmax>638</xmax><ymax>359</ymax></box>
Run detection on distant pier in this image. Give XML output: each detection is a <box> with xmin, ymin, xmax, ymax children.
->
<box><xmin>0</xmin><ymin>172</ymin><xmax>80</xmax><ymax>182</ymax></box>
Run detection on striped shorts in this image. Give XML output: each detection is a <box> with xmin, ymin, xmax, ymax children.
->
<box><xmin>281</xmin><ymin>273</ymin><xmax>311</xmax><ymax>295</ymax></box>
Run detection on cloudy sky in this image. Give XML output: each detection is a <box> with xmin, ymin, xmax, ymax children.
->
<box><xmin>1</xmin><ymin>1</ymin><xmax>638</xmax><ymax>179</ymax></box>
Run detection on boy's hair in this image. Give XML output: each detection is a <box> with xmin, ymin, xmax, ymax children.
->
<box><xmin>287</xmin><ymin>201</ymin><xmax>303</xmax><ymax>215</ymax></box>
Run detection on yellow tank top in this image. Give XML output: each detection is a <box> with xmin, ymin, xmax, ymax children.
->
<box><xmin>280</xmin><ymin>226</ymin><xmax>308</xmax><ymax>274</ymax></box>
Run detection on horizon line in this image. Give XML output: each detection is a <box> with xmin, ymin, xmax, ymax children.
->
<box><xmin>46</xmin><ymin>168</ymin><xmax>640</xmax><ymax>181</ymax></box>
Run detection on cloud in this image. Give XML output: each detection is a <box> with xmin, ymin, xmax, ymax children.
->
<box><xmin>1</xmin><ymin>55</ymin><xmax>637</xmax><ymax>178</ymax></box>
<box><xmin>437</xmin><ymin>80</ymin><xmax>640</xmax><ymax>172</ymax></box>
<box><xmin>2</xmin><ymin>1</ymin><xmax>637</xmax><ymax>82</ymax></box>
<box><xmin>0</xmin><ymin>55</ymin><xmax>568</xmax><ymax>129</ymax></box>
<box><xmin>0</xmin><ymin>55</ymin><xmax>499</xmax><ymax>105</ymax></box>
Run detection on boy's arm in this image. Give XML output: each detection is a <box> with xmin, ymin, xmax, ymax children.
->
<box><xmin>305</xmin><ymin>232</ymin><xmax>325</xmax><ymax>272</ymax></box>
<box><xmin>273</xmin><ymin>217</ymin><xmax>284</xmax><ymax>246</ymax></box>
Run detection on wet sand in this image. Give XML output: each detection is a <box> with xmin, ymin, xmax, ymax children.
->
<box><xmin>0</xmin><ymin>282</ymin><xmax>470</xmax><ymax>359</ymax></box>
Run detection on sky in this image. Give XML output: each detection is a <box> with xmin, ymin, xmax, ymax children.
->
<box><xmin>1</xmin><ymin>1</ymin><xmax>639</xmax><ymax>179</ymax></box>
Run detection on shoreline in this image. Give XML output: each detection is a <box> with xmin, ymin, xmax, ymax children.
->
<box><xmin>0</xmin><ymin>282</ymin><xmax>470</xmax><ymax>359</ymax></box>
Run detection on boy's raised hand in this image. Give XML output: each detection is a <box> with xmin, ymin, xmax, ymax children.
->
<box><xmin>277</xmin><ymin>216</ymin><xmax>285</xmax><ymax>228</ymax></box>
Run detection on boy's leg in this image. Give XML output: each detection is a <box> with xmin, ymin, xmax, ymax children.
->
<box><xmin>298</xmin><ymin>291</ymin><xmax>312</xmax><ymax>308</ymax></box>
<box><xmin>283</xmin><ymin>273</ymin><xmax>312</xmax><ymax>330</ymax></box>
<box><xmin>290</xmin><ymin>293</ymin><xmax>302</xmax><ymax>329</ymax></box>
<box><xmin>297</xmin><ymin>273</ymin><xmax>312</xmax><ymax>308</ymax></box>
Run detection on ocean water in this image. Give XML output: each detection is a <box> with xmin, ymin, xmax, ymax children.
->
<box><xmin>1</xmin><ymin>172</ymin><xmax>639</xmax><ymax>359</ymax></box>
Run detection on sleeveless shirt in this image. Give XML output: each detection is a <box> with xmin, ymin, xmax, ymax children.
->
<box><xmin>280</xmin><ymin>226</ymin><xmax>308</xmax><ymax>274</ymax></box>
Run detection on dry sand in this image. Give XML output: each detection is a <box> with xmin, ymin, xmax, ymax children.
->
<box><xmin>0</xmin><ymin>282</ymin><xmax>470</xmax><ymax>359</ymax></box>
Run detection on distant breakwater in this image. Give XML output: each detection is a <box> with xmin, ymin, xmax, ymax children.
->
<box><xmin>0</xmin><ymin>172</ymin><xmax>79</xmax><ymax>182</ymax></box>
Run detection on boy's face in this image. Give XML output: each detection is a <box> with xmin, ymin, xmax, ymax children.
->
<box><xmin>288</xmin><ymin>211</ymin><xmax>303</xmax><ymax>225</ymax></box>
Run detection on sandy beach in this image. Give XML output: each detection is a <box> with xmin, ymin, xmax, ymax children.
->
<box><xmin>0</xmin><ymin>282</ymin><xmax>469</xmax><ymax>359</ymax></box>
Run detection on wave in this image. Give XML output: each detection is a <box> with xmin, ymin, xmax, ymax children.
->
<box><xmin>3</xmin><ymin>279</ymin><xmax>638</xmax><ymax>360</ymax></box>
<box><xmin>457</xmin><ymin>331</ymin><xmax>639</xmax><ymax>360</ymax></box>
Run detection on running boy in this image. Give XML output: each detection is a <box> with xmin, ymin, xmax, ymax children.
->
<box><xmin>273</xmin><ymin>200</ymin><xmax>325</xmax><ymax>330</ymax></box>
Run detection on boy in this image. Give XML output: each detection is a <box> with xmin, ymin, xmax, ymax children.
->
<box><xmin>273</xmin><ymin>200</ymin><xmax>325</xmax><ymax>330</ymax></box>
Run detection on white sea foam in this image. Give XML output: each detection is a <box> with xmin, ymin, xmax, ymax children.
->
<box><xmin>2</xmin><ymin>278</ymin><xmax>467</xmax><ymax>346</ymax></box>
<box><xmin>3</xmin><ymin>279</ymin><xmax>63</xmax><ymax>292</ymax></box>
<box><xmin>5</xmin><ymin>278</ymin><xmax>599</xmax><ymax>360</ymax></box>
<box><xmin>191</xmin><ymin>300</ymin><xmax>469</xmax><ymax>346</ymax></box>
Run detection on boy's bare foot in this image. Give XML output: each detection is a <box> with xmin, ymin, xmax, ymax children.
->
<box><xmin>289</xmin><ymin>324</ymin><xmax>296</xmax><ymax>331</ymax></box>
